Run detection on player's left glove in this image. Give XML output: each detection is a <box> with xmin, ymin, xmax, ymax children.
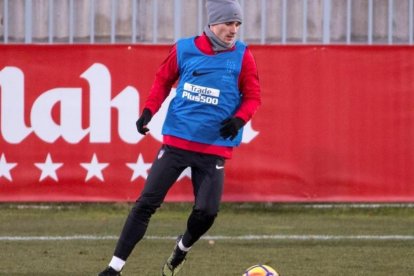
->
<box><xmin>136</xmin><ymin>108</ymin><xmax>152</xmax><ymax>135</ymax></box>
<box><xmin>219</xmin><ymin>117</ymin><xmax>245</xmax><ymax>140</ymax></box>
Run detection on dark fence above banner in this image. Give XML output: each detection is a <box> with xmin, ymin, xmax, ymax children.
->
<box><xmin>1</xmin><ymin>0</ymin><xmax>413</xmax><ymax>45</ymax></box>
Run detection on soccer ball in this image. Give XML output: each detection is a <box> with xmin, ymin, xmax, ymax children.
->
<box><xmin>242</xmin><ymin>264</ymin><xmax>280</xmax><ymax>276</ymax></box>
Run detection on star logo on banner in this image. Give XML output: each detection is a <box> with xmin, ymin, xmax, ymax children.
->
<box><xmin>80</xmin><ymin>153</ymin><xmax>109</xmax><ymax>182</ymax></box>
<box><xmin>177</xmin><ymin>167</ymin><xmax>192</xmax><ymax>181</ymax></box>
<box><xmin>126</xmin><ymin>154</ymin><xmax>152</xmax><ymax>181</ymax></box>
<box><xmin>34</xmin><ymin>153</ymin><xmax>63</xmax><ymax>182</ymax></box>
<box><xmin>0</xmin><ymin>153</ymin><xmax>17</xmax><ymax>182</ymax></box>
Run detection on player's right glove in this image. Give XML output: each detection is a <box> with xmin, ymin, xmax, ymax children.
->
<box><xmin>219</xmin><ymin>117</ymin><xmax>245</xmax><ymax>140</ymax></box>
<box><xmin>136</xmin><ymin>108</ymin><xmax>152</xmax><ymax>135</ymax></box>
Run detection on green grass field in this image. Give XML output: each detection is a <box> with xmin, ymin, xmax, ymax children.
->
<box><xmin>0</xmin><ymin>203</ymin><xmax>413</xmax><ymax>276</ymax></box>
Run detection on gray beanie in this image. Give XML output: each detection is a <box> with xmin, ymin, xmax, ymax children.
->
<box><xmin>206</xmin><ymin>0</ymin><xmax>243</xmax><ymax>25</ymax></box>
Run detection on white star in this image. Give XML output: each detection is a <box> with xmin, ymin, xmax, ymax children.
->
<box><xmin>126</xmin><ymin>154</ymin><xmax>152</xmax><ymax>181</ymax></box>
<box><xmin>0</xmin><ymin>153</ymin><xmax>17</xmax><ymax>182</ymax></box>
<box><xmin>34</xmin><ymin>153</ymin><xmax>63</xmax><ymax>182</ymax></box>
<box><xmin>80</xmin><ymin>154</ymin><xmax>109</xmax><ymax>182</ymax></box>
<box><xmin>177</xmin><ymin>167</ymin><xmax>192</xmax><ymax>181</ymax></box>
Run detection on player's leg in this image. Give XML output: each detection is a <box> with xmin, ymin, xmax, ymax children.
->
<box><xmin>99</xmin><ymin>146</ymin><xmax>187</xmax><ymax>275</ymax></box>
<box><xmin>183</xmin><ymin>155</ymin><xmax>225</xmax><ymax>247</ymax></box>
<box><xmin>162</xmin><ymin>155</ymin><xmax>225</xmax><ymax>276</ymax></box>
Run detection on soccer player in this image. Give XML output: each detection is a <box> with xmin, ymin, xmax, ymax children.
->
<box><xmin>99</xmin><ymin>0</ymin><xmax>261</xmax><ymax>275</ymax></box>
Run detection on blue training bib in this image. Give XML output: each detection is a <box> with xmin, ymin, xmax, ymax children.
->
<box><xmin>162</xmin><ymin>37</ymin><xmax>246</xmax><ymax>147</ymax></box>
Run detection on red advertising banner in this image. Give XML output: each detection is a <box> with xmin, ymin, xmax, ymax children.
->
<box><xmin>0</xmin><ymin>45</ymin><xmax>413</xmax><ymax>202</ymax></box>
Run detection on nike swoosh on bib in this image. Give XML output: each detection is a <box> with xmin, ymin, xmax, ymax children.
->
<box><xmin>192</xmin><ymin>70</ymin><xmax>213</xmax><ymax>77</ymax></box>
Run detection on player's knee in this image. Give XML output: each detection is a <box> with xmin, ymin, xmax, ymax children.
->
<box><xmin>194</xmin><ymin>202</ymin><xmax>220</xmax><ymax>217</ymax></box>
<box><xmin>189</xmin><ymin>209</ymin><xmax>217</xmax><ymax>228</ymax></box>
<box><xmin>132</xmin><ymin>197</ymin><xmax>161</xmax><ymax>222</ymax></box>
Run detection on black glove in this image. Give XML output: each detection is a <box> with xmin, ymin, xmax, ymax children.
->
<box><xmin>136</xmin><ymin>108</ymin><xmax>152</xmax><ymax>135</ymax></box>
<box><xmin>219</xmin><ymin>117</ymin><xmax>245</xmax><ymax>140</ymax></box>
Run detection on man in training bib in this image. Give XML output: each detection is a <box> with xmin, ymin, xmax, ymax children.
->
<box><xmin>99</xmin><ymin>0</ymin><xmax>261</xmax><ymax>275</ymax></box>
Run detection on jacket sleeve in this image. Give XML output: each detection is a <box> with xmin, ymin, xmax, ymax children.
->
<box><xmin>144</xmin><ymin>45</ymin><xmax>180</xmax><ymax>115</ymax></box>
<box><xmin>234</xmin><ymin>47</ymin><xmax>262</xmax><ymax>123</ymax></box>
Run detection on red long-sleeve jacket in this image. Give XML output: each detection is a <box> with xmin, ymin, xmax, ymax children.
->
<box><xmin>144</xmin><ymin>33</ymin><xmax>261</xmax><ymax>158</ymax></box>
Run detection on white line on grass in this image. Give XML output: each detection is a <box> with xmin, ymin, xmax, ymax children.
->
<box><xmin>1</xmin><ymin>235</ymin><xmax>414</xmax><ymax>241</ymax></box>
<box><xmin>302</xmin><ymin>203</ymin><xmax>414</xmax><ymax>209</ymax></box>
<box><xmin>9</xmin><ymin>203</ymin><xmax>414</xmax><ymax>210</ymax></box>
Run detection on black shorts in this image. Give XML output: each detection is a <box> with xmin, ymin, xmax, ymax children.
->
<box><xmin>138</xmin><ymin>145</ymin><xmax>225</xmax><ymax>215</ymax></box>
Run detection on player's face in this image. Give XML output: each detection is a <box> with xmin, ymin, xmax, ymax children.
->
<box><xmin>210</xmin><ymin>21</ymin><xmax>241</xmax><ymax>46</ymax></box>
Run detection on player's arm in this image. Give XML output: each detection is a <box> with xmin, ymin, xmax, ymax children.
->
<box><xmin>144</xmin><ymin>45</ymin><xmax>180</xmax><ymax>115</ymax></box>
<box><xmin>219</xmin><ymin>48</ymin><xmax>261</xmax><ymax>140</ymax></box>
<box><xmin>136</xmin><ymin>45</ymin><xmax>179</xmax><ymax>135</ymax></box>
<box><xmin>234</xmin><ymin>48</ymin><xmax>261</xmax><ymax>122</ymax></box>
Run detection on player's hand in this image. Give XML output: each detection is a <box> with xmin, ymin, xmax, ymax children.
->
<box><xmin>136</xmin><ymin>108</ymin><xmax>152</xmax><ymax>135</ymax></box>
<box><xmin>219</xmin><ymin>117</ymin><xmax>245</xmax><ymax>140</ymax></box>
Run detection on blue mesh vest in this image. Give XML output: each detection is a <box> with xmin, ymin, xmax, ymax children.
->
<box><xmin>162</xmin><ymin>37</ymin><xmax>246</xmax><ymax>147</ymax></box>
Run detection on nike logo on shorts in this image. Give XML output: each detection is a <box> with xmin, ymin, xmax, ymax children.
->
<box><xmin>216</xmin><ymin>159</ymin><xmax>225</xmax><ymax>170</ymax></box>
